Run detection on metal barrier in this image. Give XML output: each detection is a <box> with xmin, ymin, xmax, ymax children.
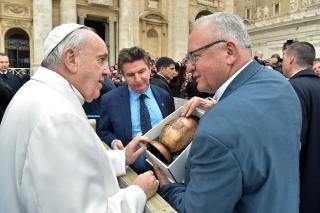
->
<box><xmin>8</xmin><ymin>68</ymin><xmax>31</xmax><ymax>77</ymax></box>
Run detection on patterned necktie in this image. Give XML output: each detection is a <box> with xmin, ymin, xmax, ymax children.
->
<box><xmin>140</xmin><ymin>94</ymin><xmax>152</xmax><ymax>134</ymax></box>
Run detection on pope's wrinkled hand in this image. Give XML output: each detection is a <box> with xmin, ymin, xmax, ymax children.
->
<box><xmin>125</xmin><ymin>135</ymin><xmax>151</xmax><ymax>165</ymax></box>
<box><xmin>133</xmin><ymin>170</ymin><xmax>159</xmax><ymax>199</ymax></box>
<box><xmin>112</xmin><ymin>139</ymin><xmax>125</xmax><ymax>150</ymax></box>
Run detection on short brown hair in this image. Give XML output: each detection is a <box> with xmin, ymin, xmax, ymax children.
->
<box><xmin>117</xmin><ymin>47</ymin><xmax>151</xmax><ymax>73</ymax></box>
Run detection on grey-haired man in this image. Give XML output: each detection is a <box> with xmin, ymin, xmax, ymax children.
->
<box><xmin>154</xmin><ymin>12</ymin><xmax>301</xmax><ymax>213</ymax></box>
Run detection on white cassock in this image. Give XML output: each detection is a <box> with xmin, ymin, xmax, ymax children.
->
<box><xmin>0</xmin><ymin>67</ymin><xmax>146</xmax><ymax>213</ymax></box>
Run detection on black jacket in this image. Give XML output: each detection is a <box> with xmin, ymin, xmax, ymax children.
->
<box><xmin>150</xmin><ymin>73</ymin><xmax>175</xmax><ymax>111</ymax></box>
<box><xmin>0</xmin><ymin>78</ymin><xmax>14</xmax><ymax>123</ymax></box>
<box><xmin>0</xmin><ymin>72</ymin><xmax>22</xmax><ymax>94</ymax></box>
<box><xmin>289</xmin><ymin>68</ymin><xmax>320</xmax><ymax>213</ymax></box>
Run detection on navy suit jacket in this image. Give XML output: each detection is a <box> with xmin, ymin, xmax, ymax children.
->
<box><xmin>97</xmin><ymin>84</ymin><xmax>173</xmax><ymax>173</ymax></box>
<box><xmin>150</xmin><ymin>73</ymin><xmax>175</xmax><ymax>112</ymax></box>
<box><xmin>159</xmin><ymin>60</ymin><xmax>302</xmax><ymax>213</ymax></box>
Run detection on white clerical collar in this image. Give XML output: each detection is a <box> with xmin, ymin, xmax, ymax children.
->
<box><xmin>213</xmin><ymin>60</ymin><xmax>253</xmax><ymax>102</ymax></box>
<box><xmin>70</xmin><ymin>84</ymin><xmax>85</xmax><ymax>105</ymax></box>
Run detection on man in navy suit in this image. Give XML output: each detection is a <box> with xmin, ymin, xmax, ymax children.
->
<box><xmin>282</xmin><ymin>41</ymin><xmax>320</xmax><ymax>213</ymax></box>
<box><xmin>154</xmin><ymin>12</ymin><xmax>301</xmax><ymax>213</ymax></box>
<box><xmin>97</xmin><ymin>47</ymin><xmax>174</xmax><ymax>173</ymax></box>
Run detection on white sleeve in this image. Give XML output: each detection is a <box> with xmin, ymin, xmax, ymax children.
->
<box><xmin>21</xmin><ymin>113</ymin><xmax>146</xmax><ymax>213</ymax></box>
<box><xmin>105</xmin><ymin>149</ymin><xmax>126</xmax><ymax>176</ymax></box>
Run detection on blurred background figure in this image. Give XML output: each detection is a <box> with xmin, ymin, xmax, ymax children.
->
<box><xmin>313</xmin><ymin>61</ymin><xmax>320</xmax><ymax>77</ymax></box>
<box><xmin>168</xmin><ymin>61</ymin><xmax>181</xmax><ymax>97</ymax></box>
<box><xmin>266</xmin><ymin>53</ymin><xmax>283</xmax><ymax>74</ymax></box>
<box><xmin>0</xmin><ymin>77</ymin><xmax>14</xmax><ymax>123</ymax></box>
<box><xmin>150</xmin><ymin>56</ymin><xmax>177</xmax><ymax>98</ymax></box>
<box><xmin>282</xmin><ymin>39</ymin><xmax>298</xmax><ymax>52</ymax></box>
<box><xmin>253</xmin><ymin>50</ymin><xmax>265</xmax><ymax>65</ymax></box>
<box><xmin>0</xmin><ymin>53</ymin><xmax>22</xmax><ymax>94</ymax></box>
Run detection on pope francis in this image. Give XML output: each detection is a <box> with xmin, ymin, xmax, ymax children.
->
<box><xmin>0</xmin><ymin>24</ymin><xmax>159</xmax><ymax>213</ymax></box>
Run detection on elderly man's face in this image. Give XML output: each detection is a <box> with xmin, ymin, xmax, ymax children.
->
<box><xmin>0</xmin><ymin>55</ymin><xmax>9</xmax><ymax>72</ymax></box>
<box><xmin>187</xmin><ymin>21</ymin><xmax>229</xmax><ymax>93</ymax></box>
<box><xmin>76</xmin><ymin>31</ymin><xmax>110</xmax><ymax>102</ymax></box>
<box><xmin>122</xmin><ymin>59</ymin><xmax>151</xmax><ymax>93</ymax></box>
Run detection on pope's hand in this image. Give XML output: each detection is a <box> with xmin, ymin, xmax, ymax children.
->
<box><xmin>125</xmin><ymin>136</ymin><xmax>151</xmax><ymax>165</ymax></box>
<box><xmin>133</xmin><ymin>170</ymin><xmax>159</xmax><ymax>199</ymax></box>
<box><xmin>112</xmin><ymin>140</ymin><xmax>124</xmax><ymax>150</ymax></box>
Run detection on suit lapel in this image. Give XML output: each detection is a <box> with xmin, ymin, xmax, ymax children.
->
<box><xmin>220</xmin><ymin>60</ymin><xmax>263</xmax><ymax>101</ymax></box>
<box><xmin>120</xmin><ymin>85</ymin><xmax>133</xmax><ymax>142</ymax></box>
<box><xmin>151</xmin><ymin>85</ymin><xmax>167</xmax><ymax>117</ymax></box>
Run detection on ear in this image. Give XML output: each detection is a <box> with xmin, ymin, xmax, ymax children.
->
<box><xmin>160</xmin><ymin>66</ymin><xmax>165</xmax><ymax>73</ymax></box>
<box><xmin>225</xmin><ymin>40</ymin><xmax>239</xmax><ymax>65</ymax></box>
<box><xmin>289</xmin><ymin>54</ymin><xmax>295</xmax><ymax>64</ymax></box>
<box><xmin>63</xmin><ymin>48</ymin><xmax>78</xmax><ymax>74</ymax></box>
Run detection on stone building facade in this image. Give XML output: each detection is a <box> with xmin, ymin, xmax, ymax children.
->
<box><xmin>1</xmin><ymin>0</ymin><xmax>320</xmax><ymax>72</ymax></box>
<box><xmin>235</xmin><ymin>0</ymin><xmax>320</xmax><ymax>59</ymax></box>
<box><xmin>0</xmin><ymin>0</ymin><xmax>230</xmax><ymax>73</ymax></box>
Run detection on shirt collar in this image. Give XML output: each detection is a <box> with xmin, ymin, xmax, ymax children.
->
<box><xmin>0</xmin><ymin>70</ymin><xmax>8</xmax><ymax>75</ymax></box>
<box><xmin>128</xmin><ymin>85</ymin><xmax>152</xmax><ymax>100</ymax></box>
<box><xmin>70</xmin><ymin>84</ymin><xmax>85</xmax><ymax>105</ymax></box>
<box><xmin>213</xmin><ymin>59</ymin><xmax>253</xmax><ymax>102</ymax></box>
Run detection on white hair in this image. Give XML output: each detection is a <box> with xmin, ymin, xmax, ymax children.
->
<box><xmin>192</xmin><ymin>12</ymin><xmax>252</xmax><ymax>50</ymax></box>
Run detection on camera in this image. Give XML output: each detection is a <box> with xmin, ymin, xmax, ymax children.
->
<box><xmin>282</xmin><ymin>38</ymin><xmax>298</xmax><ymax>51</ymax></box>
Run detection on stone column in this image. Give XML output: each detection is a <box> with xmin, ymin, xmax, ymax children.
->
<box><xmin>224</xmin><ymin>0</ymin><xmax>235</xmax><ymax>14</ymax></box>
<box><xmin>32</xmin><ymin>0</ymin><xmax>52</xmax><ymax>73</ymax></box>
<box><xmin>78</xmin><ymin>13</ymin><xmax>87</xmax><ymax>25</ymax></box>
<box><xmin>60</xmin><ymin>0</ymin><xmax>77</xmax><ymax>24</ymax></box>
<box><xmin>171</xmin><ymin>1</ymin><xmax>189</xmax><ymax>60</ymax></box>
<box><xmin>108</xmin><ymin>17</ymin><xmax>116</xmax><ymax>66</ymax></box>
<box><xmin>119</xmin><ymin>0</ymin><xmax>134</xmax><ymax>49</ymax></box>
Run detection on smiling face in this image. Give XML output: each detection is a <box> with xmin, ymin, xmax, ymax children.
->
<box><xmin>122</xmin><ymin>59</ymin><xmax>151</xmax><ymax>93</ymax></box>
<box><xmin>74</xmin><ymin>31</ymin><xmax>110</xmax><ymax>102</ymax></box>
<box><xmin>187</xmin><ymin>21</ymin><xmax>230</xmax><ymax>94</ymax></box>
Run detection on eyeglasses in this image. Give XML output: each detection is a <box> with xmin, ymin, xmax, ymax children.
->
<box><xmin>187</xmin><ymin>39</ymin><xmax>227</xmax><ymax>65</ymax></box>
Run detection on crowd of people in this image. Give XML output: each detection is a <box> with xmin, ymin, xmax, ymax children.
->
<box><xmin>254</xmin><ymin>39</ymin><xmax>320</xmax><ymax>79</ymax></box>
<box><xmin>0</xmin><ymin>11</ymin><xmax>320</xmax><ymax>213</ymax></box>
